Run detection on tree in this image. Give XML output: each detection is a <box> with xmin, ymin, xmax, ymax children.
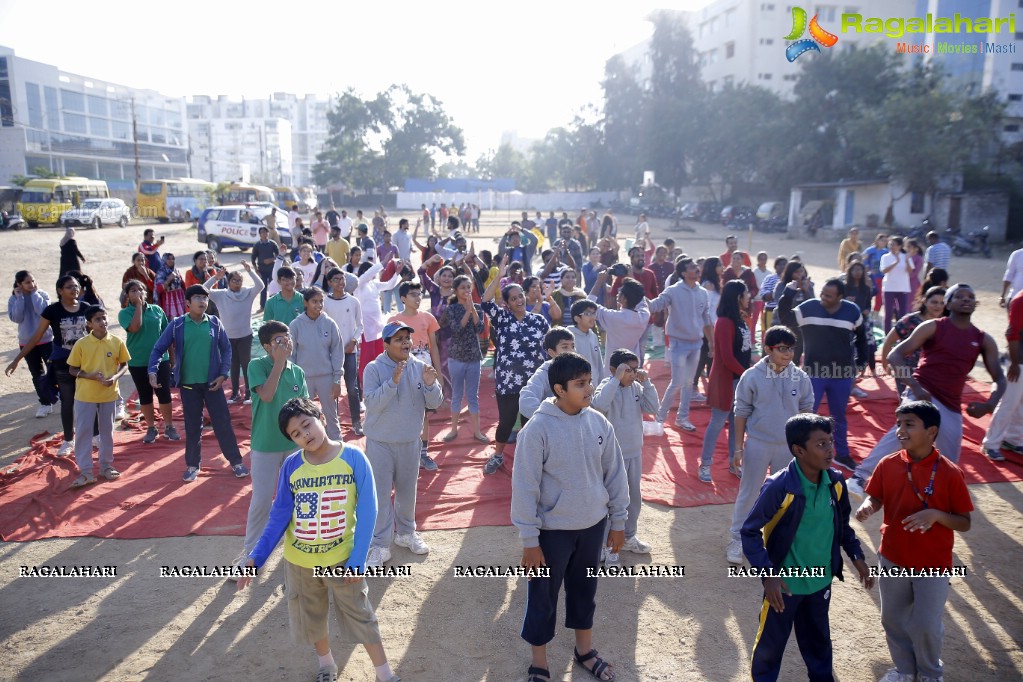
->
<box><xmin>312</xmin><ymin>88</ymin><xmax>389</xmax><ymax>191</ymax></box>
<box><xmin>599</xmin><ymin>55</ymin><xmax>646</xmax><ymax>190</ymax></box>
<box><xmin>381</xmin><ymin>85</ymin><xmax>465</xmax><ymax>190</ymax></box>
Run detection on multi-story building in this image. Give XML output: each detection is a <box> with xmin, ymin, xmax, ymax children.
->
<box><xmin>0</xmin><ymin>46</ymin><xmax>188</xmax><ymax>188</ymax></box>
<box><xmin>187</xmin><ymin>93</ymin><xmax>330</xmax><ymax>187</ymax></box>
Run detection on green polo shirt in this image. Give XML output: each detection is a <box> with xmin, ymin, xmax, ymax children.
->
<box><xmin>781</xmin><ymin>463</ymin><xmax>834</xmax><ymax>594</ymax></box>
<box><xmin>181</xmin><ymin>314</ymin><xmax>213</xmax><ymax>385</ymax></box>
<box><xmin>247</xmin><ymin>355</ymin><xmax>309</xmax><ymax>451</ymax></box>
<box><xmin>263</xmin><ymin>291</ymin><xmax>304</xmax><ymax>325</ymax></box>
<box><xmin>117</xmin><ymin>304</ymin><xmax>169</xmax><ymax>368</ymax></box>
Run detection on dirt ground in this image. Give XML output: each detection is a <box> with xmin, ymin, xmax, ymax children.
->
<box><xmin>0</xmin><ymin>212</ymin><xmax>1020</xmax><ymax>681</ymax></box>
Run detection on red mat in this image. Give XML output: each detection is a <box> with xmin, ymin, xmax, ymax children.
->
<box><xmin>1</xmin><ymin>362</ymin><xmax>1020</xmax><ymax>541</ymax></box>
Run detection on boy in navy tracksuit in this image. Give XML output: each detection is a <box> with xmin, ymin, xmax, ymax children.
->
<box><xmin>741</xmin><ymin>414</ymin><xmax>874</xmax><ymax>682</ymax></box>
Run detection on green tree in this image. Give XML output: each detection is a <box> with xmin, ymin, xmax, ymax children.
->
<box><xmin>313</xmin><ymin>88</ymin><xmax>389</xmax><ymax>191</ymax></box>
<box><xmin>600</xmin><ymin>55</ymin><xmax>646</xmax><ymax>190</ymax></box>
<box><xmin>381</xmin><ymin>85</ymin><xmax>465</xmax><ymax>190</ymax></box>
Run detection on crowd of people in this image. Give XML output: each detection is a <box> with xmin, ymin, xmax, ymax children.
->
<box><xmin>5</xmin><ymin>208</ymin><xmax>1021</xmax><ymax>682</ymax></box>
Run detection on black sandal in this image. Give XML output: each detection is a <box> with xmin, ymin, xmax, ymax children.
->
<box><xmin>574</xmin><ymin>648</ymin><xmax>615</xmax><ymax>680</ymax></box>
<box><xmin>526</xmin><ymin>664</ymin><xmax>550</xmax><ymax>681</ymax></box>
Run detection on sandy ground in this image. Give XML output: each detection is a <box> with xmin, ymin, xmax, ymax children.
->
<box><xmin>0</xmin><ymin>212</ymin><xmax>1021</xmax><ymax>681</ymax></box>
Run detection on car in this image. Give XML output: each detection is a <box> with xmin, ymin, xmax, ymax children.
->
<box><xmin>60</xmin><ymin>198</ymin><xmax>131</xmax><ymax>229</ymax></box>
<box><xmin>197</xmin><ymin>204</ymin><xmax>293</xmax><ymax>252</ymax></box>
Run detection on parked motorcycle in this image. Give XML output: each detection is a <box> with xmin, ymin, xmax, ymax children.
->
<box><xmin>0</xmin><ymin>209</ymin><xmax>24</xmax><ymax>231</ymax></box>
<box><xmin>950</xmin><ymin>225</ymin><xmax>991</xmax><ymax>258</ymax></box>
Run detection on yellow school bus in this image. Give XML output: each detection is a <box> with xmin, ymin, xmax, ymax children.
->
<box><xmin>137</xmin><ymin>178</ymin><xmax>215</xmax><ymax>222</ymax></box>
<box><xmin>217</xmin><ymin>182</ymin><xmax>276</xmax><ymax>205</ymax></box>
<box><xmin>17</xmin><ymin>177</ymin><xmax>109</xmax><ymax>227</ymax></box>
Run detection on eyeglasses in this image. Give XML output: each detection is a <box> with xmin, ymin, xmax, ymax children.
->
<box><xmin>579</xmin><ymin>311</ymin><xmax>597</xmax><ymax>317</ymax></box>
<box><xmin>190</xmin><ymin>295</ymin><xmax>209</xmax><ymax>301</ymax></box>
<box><xmin>768</xmin><ymin>345</ymin><xmax>795</xmax><ymax>353</ymax></box>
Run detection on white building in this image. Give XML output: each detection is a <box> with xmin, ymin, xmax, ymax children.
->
<box><xmin>186</xmin><ymin>93</ymin><xmax>330</xmax><ymax>187</ymax></box>
<box><xmin>0</xmin><ymin>46</ymin><xmax>188</xmax><ymax>189</ymax></box>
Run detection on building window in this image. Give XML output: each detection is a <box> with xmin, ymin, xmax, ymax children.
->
<box><xmin>724</xmin><ymin>76</ymin><xmax>734</xmax><ymax>88</ymax></box>
<box><xmin>1013</xmin><ymin>63</ymin><xmax>1023</xmax><ymax>71</ymax></box>
<box><xmin>759</xmin><ymin>38</ymin><xmax>775</xmax><ymax>45</ymax></box>
<box><xmin>0</xmin><ymin>80</ymin><xmax>11</xmax><ymax>127</ymax></box>
<box><xmin>783</xmin><ymin>74</ymin><xmax>799</xmax><ymax>81</ymax></box>
<box><xmin>1016</xmin><ymin>32</ymin><xmax>1023</xmax><ymax>39</ymax></box>
<box><xmin>1005</xmin><ymin>124</ymin><xmax>1021</xmax><ymax>132</ymax></box>
<box><xmin>26</xmin><ymin>82</ymin><xmax>44</xmax><ymax>128</ymax></box>
<box><xmin>61</xmin><ymin>90</ymin><xmax>85</xmax><ymax>113</ymax></box>
<box><xmin>758</xmin><ymin>73</ymin><xmax>774</xmax><ymax>80</ymax></box>
<box><xmin>0</xmin><ymin>57</ymin><xmax>7</xmax><ymax>78</ymax></box>
<box><xmin>87</xmin><ymin>95</ymin><xmax>108</xmax><ymax>116</ymax></box>
<box><xmin>44</xmin><ymin>87</ymin><xmax>59</xmax><ymax>130</ymax></box>
<box><xmin>63</xmin><ymin>112</ymin><xmax>87</xmax><ymax>134</ymax></box>
<box><xmin>1009</xmin><ymin>94</ymin><xmax>1023</xmax><ymax>101</ymax></box>
<box><xmin>910</xmin><ymin>192</ymin><xmax>925</xmax><ymax>214</ymax></box>
<box><xmin>761</xmin><ymin>3</ymin><xmax>776</xmax><ymax>10</ymax></box>
<box><xmin>89</xmin><ymin>117</ymin><xmax>110</xmax><ymax>137</ymax></box>
<box><xmin>726</xmin><ymin>41</ymin><xmax>736</xmax><ymax>58</ymax></box>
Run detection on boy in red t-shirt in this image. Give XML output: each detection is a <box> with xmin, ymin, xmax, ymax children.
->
<box><xmin>855</xmin><ymin>400</ymin><xmax>973</xmax><ymax>682</ymax></box>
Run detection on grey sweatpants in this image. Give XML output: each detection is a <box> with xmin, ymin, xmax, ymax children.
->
<box><xmin>729</xmin><ymin>438</ymin><xmax>794</xmax><ymax>543</ymax></box>
<box><xmin>242</xmin><ymin>449</ymin><xmax>293</xmax><ymax>556</ymax></box>
<box><xmin>366</xmin><ymin>439</ymin><xmax>419</xmax><ymax>547</ymax></box>
<box><xmin>879</xmin><ymin>554</ymin><xmax>951</xmax><ymax>680</ymax></box>
<box><xmin>604</xmin><ymin>456</ymin><xmax>643</xmax><ymax>543</ymax></box>
<box><xmin>74</xmin><ymin>399</ymin><xmax>115</xmax><ymax>473</ymax></box>
<box><xmin>305</xmin><ymin>374</ymin><xmax>341</xmax><ymax>440</ymax></box>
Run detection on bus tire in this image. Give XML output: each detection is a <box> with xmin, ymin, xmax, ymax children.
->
<box><xmin>208</xmin><ymin>236</ymin><xmax>222</xmax><ymax>253</ymax></box>
<box><xmin>92</xmin><ymin>216</ymin><xmax>102</xmax><ymax>230</ymax></box>
<box><xmin>28</xmin><ymin>221</ymin><xmax>38</xmax><ymax>229</ymax></box>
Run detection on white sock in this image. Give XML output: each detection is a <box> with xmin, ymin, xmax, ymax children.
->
<box><xmin>317</xmin><ymin>651</ymin><xmax>335</xmax><ymax>669</ymax></box>
<box><xmin>375</xmin><ymin>662</ymin><xmax>394</xmax><ymax>681</ymax></box>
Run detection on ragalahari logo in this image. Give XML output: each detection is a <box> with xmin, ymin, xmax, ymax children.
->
<box><xmin>784</xmin><ymin>7</ymin><xmax>839</xmax><ymax>61</ymax></box>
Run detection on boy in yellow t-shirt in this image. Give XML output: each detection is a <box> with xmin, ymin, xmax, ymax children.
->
<box><xmin>67</xmin><ymin>306</ymin><xmax>130</xmax><ymax>488</ymax></box>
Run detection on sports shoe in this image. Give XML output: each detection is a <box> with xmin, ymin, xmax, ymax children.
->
<box><xmin>419</xmin><ymin>451</ymin><xmax>438</xmax><ymax>471</ymax></box>
<box><xmin>56</xmin><ymin>439</ymin><xmax>74</xmax><ymax>457</ymax></box>
<box><xmin>315</xmin><ymin>663</ymin><xmax>339</xmax><ymax>682</ymax></box>
<box><xmin>690</xmin><ymin>392</ymin><xmax>707</xmax><ymax>403</ymax></box>
<box><xmin>395</xmin><ymin>532</ymin><xmax>430</xmax><ymax>554</ymax></box>
<box><xmin>226</xmin><ymin>552</ymin><xmax>248</xmax><ymax>583</ymax></box>
<box><xmin>164</xmin><ymin>425</ymin><xmax>181</xmax><ymax>441</ymax></box>
<box><xmin>100</xmin><ymin>466</ymin><xmax>120</xmax><ymax>481</ymax></box>
<box><xmin>726</xmin><ymin>539</ymin><xmax>743</xmax><ymax>565</ymax></box>
<box><xmin>604</xmin><ymin>548</ymin><xmax>621</xmax><ymax>568</ymax></box>
<box><xmin>833</xmin><ymin>454</ymin><xmax>857</xmax><ymax>471</ymax></box>
<box><xmin>984</xmin><ymin>448</ymin><xmax>1005</xmax><ymax>462</ymax></box>
<box><xmin>242</xmin><ymin>396</ymin><xmax>252</xmax><ymax>405</ymax></box>
<box><xmin>850</xmin><ymin>386</ymin><xmax>869</xmax><ymax>399</ymax></box>
<box><xmin>232</xmin><ymin>463</ymin><xmax>250</xmax><ymax>478</ymax></box>
<box><xmin>182</xmin><ymin>466</ymin><xmax>200</xmax><ymax>482</ymax></box>
<box><xmin>351</xmin><ymin>421</ymin><xmax>364</xmax><ymax>436</ymax></box>
<box><xmin>846</xmin><ymin>476</ymin><xmax>866</xmax><ymax>501</ymax></box>
<box><xmin>1002</xmin><ymin>440</ymin><xmax>1023</xmax><ymax>454</ymax></box>
<box><xmin>698</xmin><ymin>465</ymin><xmax>712</xmax><ymax>483</ymax></box>
<box><xmin>878</xmin><ymin>668</ymin><xmax>914</xmax><ymax>682</ymax></box>
<box><xmin>483</xmin><ymin>453</ymin><xmax>504</xmax><ymax>475</ymax></box>
<box><xmin>621</xmin><ymin>536</ymin><xmax>652</xmax><ymax>554</ymax></box>
<box><xmin>366</xmin><ymin>546</ymin><xmax>391</xmax><ymax>568</ymax></box>
<box><xmin>142</xmin><ymin>427</ymin><xmax>159</xmax><ymax>444</ymax></box>
<box><xmin>675</xmin><ymin>420</ymin><xmax>696</xmax><ymax>432</ymax></box>
<box><xmin>35</xmin><ymin>404</ymin><xmax>52</xmax><ymax>418</ymax></box>
<box><xmin>114</xmin><ymin>405</ymin><xmax>128</xmax><ymax>421</ymax></box>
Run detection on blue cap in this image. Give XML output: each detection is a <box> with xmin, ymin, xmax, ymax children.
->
<box><xmin>382</xmin><ymin>321</ymin><xmax>414</xmax><ymax>341</ymax></box>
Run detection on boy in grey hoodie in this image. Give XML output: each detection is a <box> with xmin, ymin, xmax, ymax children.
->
<box><xmin>512</xmin><ymin>353</ymin><xmax>629</xmax><ymax>682</ymax></box>
<box><xmin>726</xmin><ymin>325</ymin><xmax>814</xmax><ymax>565</ymax></box>
<box><xmin>518</xmin><ymin>326</ymin><xmax>576</xmax><ymax>418</ymax></box>
<box><xmin>363</xmin><ymin>321</ymin><xmax>443</xmax><ymax>568</ymax></box>
<box><xmin>591</xmin><ymin>349</ymin><xmax>660</xmax><ymax>566</ymax></box>
<box><xmin>289</xmin><ymin>286</ymin><xmax>344</xmax><ymax>439</ymax></box>
<box><xmin>568</xmin><ymin>299</ymin><xmax>606</xmax><ymax>386</ymax></box>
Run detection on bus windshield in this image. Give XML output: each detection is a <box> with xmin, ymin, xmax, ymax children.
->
<box><xmin>139</xmin><ymin>182</ymin><xmax>163</xmax><ymax>195</ymax></box>
<box><xmin>20</xmin><ymin>191</ymin><xmax>51</xmax><ymax>203</ymax></box>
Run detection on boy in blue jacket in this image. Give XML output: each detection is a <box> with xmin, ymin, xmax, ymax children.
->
<box><xmin>148</xmin><ymin>284</ymin><xmax>248</xmax><ymax>482</ymax></box>
<box><xmin>741</xmin><ymin>414</ymin><xmax>874</xmax><ymax>682</ymax></box>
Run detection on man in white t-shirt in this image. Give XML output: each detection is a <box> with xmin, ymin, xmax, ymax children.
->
<box><xmin>337</xmin><ymin>209</ymin><xmax>354</xmax><ymax>240</ymax></box>
<box><xmin>879</xmin><ymin>235</ymin><xmax>913</xmax><ymax>333</ymax></box>
<box><xmin>634</xmin><ymin>213</ymin><xmax>650</xmax><ymax>242</ymax></box>
<box><xmin>287</xmin><ymin>205</ymin><xmax>299</xmax><ymax>230</ymax></box>
<box><xmin>999</xmin><ymin>247</ymin><xmax>1023</xmax><ymax>309</ymax></box>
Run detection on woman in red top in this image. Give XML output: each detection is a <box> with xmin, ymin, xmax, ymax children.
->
<box><xmin>698</xmin><ymin>279</ymin><xmax>753</xmax><ymax>483</ymax></box>
<box><xmin>121</xmin><ymin>252</ymin><xmax>156</xmax><ymax>305</ymax></box>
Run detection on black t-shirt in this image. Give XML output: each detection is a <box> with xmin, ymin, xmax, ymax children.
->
<box><xmin>41</xmin><ymin>302</ymin><xmax>89</xmax><ymax>361</ymax></box>
<box><xmin>325</xmin><ymin>210</ymin><xmax>341</xmax><ymax>227</ymax></box>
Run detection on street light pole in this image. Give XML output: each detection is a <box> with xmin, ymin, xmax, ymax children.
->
<box><xmin>131</xmin><ymin>96</ymin><xmax>140</xmax><ymax>189</ymax></box>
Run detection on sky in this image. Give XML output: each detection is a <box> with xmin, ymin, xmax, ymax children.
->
<box><xmin>0</xmin><ymin>0</ymin><xmax>712</xmax><ymax>159</ymax></box>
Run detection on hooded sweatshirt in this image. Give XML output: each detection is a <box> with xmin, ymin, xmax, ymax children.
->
<box><xmin>646</xmin><ymin>280</ymin><xmax>711</xmax><ymax>344</ymax></box>
<box><xmin>8</xmin><ymin>289</ymin><xmax>53</xmax><ymax>345</ymax></box>
<box><xmin>569</xmin><ymin>326</ymin><xmax>606</xmax><ymax>385</ymax></box>
<box><xmin>518</xmin><ymin>358</ymin><xmax>553</xmax><ymax>418</ymax></box>
<box><xmin>511</xmin><ymin>399</ymin><xmax>630</xmax><ymax>548</ymax></box>
<box><xmin>205</xmin><ymin>269</ymin><xmax>263</xmax><ymax>339</ymax></box>
<box><xmin>289</xmin><ymin>312</ymin><xmax>343</xmax><ymax>382</ymax></box>
<box><xmin>363</xmin><ymin>352</ymin><xmax>443</xmax><ymax>442</ymax></box>
<box><xmin>591</xmin><ymin>375</ymin><xmax>660</xmax><ymax>459</ymax></box>
<box><xmin>733</xmin><ymin>357</ymin><xmax>815</xmax><ymax>445</ymax></box>
<box><xmin>588</xmin><ymin>298</ymin><xmax>652</xmax><ymax>369</ymax></box>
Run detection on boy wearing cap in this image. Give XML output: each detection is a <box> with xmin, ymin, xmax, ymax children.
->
<box><xmin>363</xmin><ymin>321</ymin><xmax>443</xmax><ymax>567</ymax></box>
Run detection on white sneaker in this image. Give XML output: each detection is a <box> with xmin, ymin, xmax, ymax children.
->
<box><xmin>366</xmin><ymin>546</ymin><xmax>391</xmax><ymax>568</ymax></box>
<box><xmin>726</xmin><ymin>539</ymin><xmax>743</xmax><ymax>565</ymax></box>
<box><xmin>56</xmin><ymin>439</ymin><xmax>74</xmax><ymax>457</ymax></box>
<box><xmin>621</xmin><ymin>536</ymin><xmax>652</xmax><ymax>554</ymax></box>
<box><xmin>35</xmin><ymin>404</ymin><xmax>52</xmax><ymax>418</ymax></box>
<box><xmin>394</xmin><ymin>532</ymin><xmax>430</xmax><ymax>555</ymax></box>
<box><xmin>689</xmin><ymin>393</ymin><xmax>707</xmax><ymax>403</ymax></box>
<box><xmin>675</xmin><ymin>420</ymin><xmax>696</xmax><ymax>432</ymax></box>
<box><xmin>226</xmin><ymin>552</ymin><xmax>248</xmax><ymax>583</ymax></box>
<box><xmin>878</xmin><ymin>669</ymin><xmax>914</xmax><ymax>682</ymax></box>
<box><xmin>604</xmin><ymin>549</ymin><xmax>621</xmax><ymax>568</ymax></box>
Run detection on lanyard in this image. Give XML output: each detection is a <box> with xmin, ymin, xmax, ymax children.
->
<box><xmin>907</xmin><ymin>458</ymin><xmax>939</xmax><ymax>509</ymax></box>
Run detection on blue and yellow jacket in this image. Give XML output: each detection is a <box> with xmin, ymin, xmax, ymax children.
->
<box><xmin>741</xmin><ymin>459</ymin><xmax>865</xmax><ymax>583</ymax></box>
